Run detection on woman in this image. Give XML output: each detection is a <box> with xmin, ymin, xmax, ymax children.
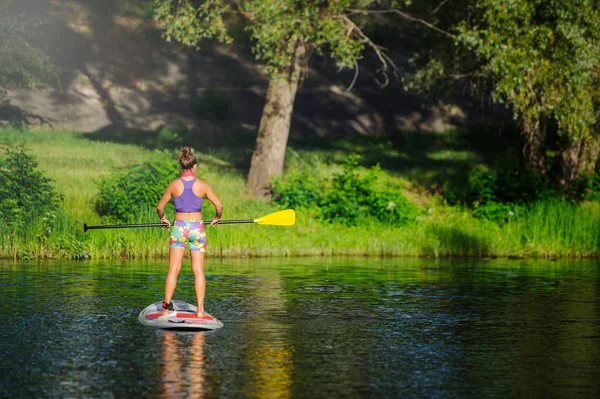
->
<box><xmin>156</xmin><ymin>146</ymin><xmax>223</xmax><ymax>318</ymax></box>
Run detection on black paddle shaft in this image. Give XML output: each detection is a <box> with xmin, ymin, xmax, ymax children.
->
<box><xmin>83</xmin><ymin>219</ymin><xmax>255</xmax><ymax>232</ymax></box>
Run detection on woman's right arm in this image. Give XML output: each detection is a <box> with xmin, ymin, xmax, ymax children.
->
<box><xmin>156</xmin><ymin>182</ymin><xmax>173</xmax><ymax>227</ymax></box>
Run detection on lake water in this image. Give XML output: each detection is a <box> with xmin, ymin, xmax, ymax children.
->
<box><xmin>1</xmin><ymin>257</ymin><xmax>600</xmax><ymax>398</ymax></box>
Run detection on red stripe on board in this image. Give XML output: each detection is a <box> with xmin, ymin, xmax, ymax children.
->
<box><xmin>146</xmin><ymin>312</ymin><xmax>216</xmax><ymax>321</ymax></box>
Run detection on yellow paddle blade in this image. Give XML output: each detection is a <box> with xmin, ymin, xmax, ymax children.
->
<box><xmin>254</xmin><ymin>209</ymin><xmax>296</xmax><ymax>226</ymax></box>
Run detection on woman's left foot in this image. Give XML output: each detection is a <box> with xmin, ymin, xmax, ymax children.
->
<box><xmin>158</xmin><ymin>301</ymin><xmax>177</xmax><ymax>319</ymax></box>
<box><xmin>157</xmin><ymin>309</ymin><xmax>177</xmax><ymax>319</ymax></box>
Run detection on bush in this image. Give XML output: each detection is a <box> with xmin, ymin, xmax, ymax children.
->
<box><xmin>461</xmin><ymin>168</ymin><xmax>556</xmax><ymax>224</ymax></box>
<box><xmin>472</xmin><ymin>202</ymin><xmax>519</xmax><ymax>225</ymax></box>
<box><xmin>589</xmin><ymin>173</ymin><xmax>600</xmax><ymax>201</ymax></box>
<box><xmin>466</xmin><ymin>169</ymin><xmax>555</xmax><ymax>205</ymax></box>
<box><xmin>567</xmin><ymin>167</ymin><xmax>600</xmax><ymax>202</ymax></box>
<box><xmin>155</xmin><ymin>127</ymin><xmax>184</xmax><ymax>148</ymax></box>
<box><xmin>0</xmin><ymin>145</ymin><xmax>61</xmax><ymax>231</ymax></box>
<box><xmin>320</xmin><ymin>155</ymin><xmax>417</xmax><ymax>226</ymax></box>
<box><xmin>271</xmin><ymin>154</ymin><xmax>418</xmax><ymax>227</ymax></box>
<box><xmin>269</xmin><ymin>171</ymin><xmax>322</xmax><ymax>210</ymax></box>
<box><xmin>96</xmin><ymin>157</ymin><xmax>179</xmax><ymax>222</ymax></box>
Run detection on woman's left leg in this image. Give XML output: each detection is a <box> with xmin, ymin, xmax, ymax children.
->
<box><xmin>165</xmin><ymin>247</ymin><xmax>185</xmax><ymax>303</ymax></box>
<box><xmin>159</xmin><ymin>246</ymin><xmax>185</xmax><ymax>316</ymax></box>
<box><xmin>190</xmin><ymin>250</ymin><xmax>206</xmax><ymax>315</ymax></box>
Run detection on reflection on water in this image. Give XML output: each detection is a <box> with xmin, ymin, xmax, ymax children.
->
<box><xmin>161</xmin><ymin>332</ymin><xmax>205</xmax><ymax>399</ymax></box>
<box><xmin>1</xmin><ymin>257</ymin><xmax>600</xmax><ymax>398</ymax></box>
<box><xmin>247</xmin><ymin>271</ymin><xmax>292</xmax><ymax>399</ymax></box>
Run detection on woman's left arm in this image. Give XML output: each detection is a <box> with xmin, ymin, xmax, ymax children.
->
<box><xmin>205</xmin><ymin>183</ymin><xmax>223</xmax><ymax>226</ymax></box>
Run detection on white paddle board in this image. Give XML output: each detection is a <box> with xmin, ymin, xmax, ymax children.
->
<box><xmin>138</xmin><ymin>300</ymin><xmax>223</xmax><ymax>330</ymax></box>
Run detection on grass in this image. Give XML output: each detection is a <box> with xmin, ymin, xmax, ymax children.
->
<box><xmin>0</xmin><ymin>126</ymin><xmax>599</xmax><ymax>259</ymax></box>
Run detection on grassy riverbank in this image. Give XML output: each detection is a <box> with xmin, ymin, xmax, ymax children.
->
<box><xmin>1</xmin><ymin>127</ymin><xmax>599</xmax><ymax>259</ymax></box>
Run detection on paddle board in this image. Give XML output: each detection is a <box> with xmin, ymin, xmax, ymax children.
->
<box><xmin>138</xmin><ymin>300</ymin><xmax>224</xmax><ymax>330</ymax></box>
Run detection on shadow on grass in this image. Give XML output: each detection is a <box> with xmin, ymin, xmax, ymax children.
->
<box><xmin>423</xmin><ymin>224</ymin><xmax>491</xmax><ymax>257</ymax></box>
<box><xmin>289</xmin><ymin>122</ymin><xmax>520</xmax><ymax>193</ymax></box>
<box><xmin>80</xmin><ymin>118</ymin><xmax>519</xmax><ymax>195</ymax></box>
<box><xmin>81</xmin><ymin>121</ymin><xmax>257</xmax><ymax>169</ymax></box>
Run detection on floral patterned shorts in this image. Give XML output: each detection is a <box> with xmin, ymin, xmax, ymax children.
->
<box><xmin>169</xmin><ymin>220</ymin><xmax>207</xmax><ymax>252</ymax></box>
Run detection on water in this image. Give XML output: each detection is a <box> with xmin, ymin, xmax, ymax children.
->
<box><xmin>1</xmin><ymin>257</ymin><xmax>600</xmax><ymax>398</ymax></box>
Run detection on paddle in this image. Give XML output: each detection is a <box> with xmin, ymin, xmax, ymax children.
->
<box><xmin>83</xmin><ymin>209</ymin><xmax>295</xmax><ymax>232</ymax></box>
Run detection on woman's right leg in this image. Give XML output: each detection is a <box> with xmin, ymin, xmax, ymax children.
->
<box><xmin>190</xmin><ymin>250</ymin><xmax>206</xmax><ymax>315</ymax></box>
<box><xmin>160</xmin><ymin>247</ymin><xmax>185</xmax><ymax>314</ymax></box>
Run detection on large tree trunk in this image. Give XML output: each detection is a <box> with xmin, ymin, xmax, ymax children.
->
<box><xmin>552</xmin><ymin>135</ymin><xmax>600</xmax><ymax>188</ymax></box>
<box><xmin>520</xmin><ymin>116</ymin><xmax>547</xmax><ymax>175</ymax></box>
<box><xmin>247</xmin><ymin>42</ymin><xmax>308</xmax><ymax>199</ymax></box>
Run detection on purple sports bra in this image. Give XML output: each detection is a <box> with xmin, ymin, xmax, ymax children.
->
<box><xmin>173</xmin><ymin>179</ymin><xmax>203</xmax><ymax>213</ymax></box>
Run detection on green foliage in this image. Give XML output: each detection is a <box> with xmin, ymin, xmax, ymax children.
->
<box><xmin>472</xmin><ymin>202</ymin><xmax>519</xmax><ymax>226</ymax></box>
<box><xmin>466</xmin><ymin>169</ymin><xmax>554</xmax><ymax>205</ymax></box>
<box><xmin>153</xmin><ymin>0</ymin><xmax>379</xmax><ymax>79</ymax></box>
<box><xmin>155</xmin><ymin>127</ymin><xmax>184</xmax><ymax>148</ymax></box>
<box><xmin>153</xmin><ymin>0</ymin><xmax>232</xmax><ymax>48</ymax></box>
<box><xmin>460</xmin><ymin>168</ymin><xmax>557</xmax><ymax>224</ymax></box>
<box><xmin>0</xmin><ymin>144</ymin><xmax>61</xmax><ymax>231</ymax></box>
<box><xmin>589</xmin><ymin>173</ymin><xmax>600</xmax><ymax>201</ymax></box>
<box><xmin>505</xmin><ymin>199</ymin><xmax>600</xmax><ymax>256</ymax></box>
<box><xmin>567</xmin><ymin>169</ymin><xmax>600</xmax><ymax>202</ymax></box>
<box><xmin>96</xmin><ymin>157</ymin><xmax>179</xmax><ymax>222</ymax></box>
<box><xmin>55</xmin><ymin>234</ymin><xmax>90</xmax><ymax>260</ymax></box>
<box><xmin>405</xmin><ymin>0</ymin><xmax>600</xmax><ymax>181</ymax></box>
<box><xmin>320</xmin><ymin>155</ymin><xmax>417</xmax><ymax>226</ymax></box>
<box><xmin>241</xmin><ymin>0</ymin><xmax>363</xmax><ymax>78</ymax></box>
<box><xmin>409</xmin><ymin>0</ymin><xmax>600</xmax><ymax>139</ymax></box>
<box><xmin>269</xmin><ymin>171</ymin><xmax>323</xmax><ymax>210</ymax></box>
<box><xmin>271</xmin><ymin>154</ymin><xmax>418</xmax><ymax>227</ymax></box>
<box><xmin>457</xmin><ymin>0</ymin><xmax>600</xmax><ymax>141</ymax></box>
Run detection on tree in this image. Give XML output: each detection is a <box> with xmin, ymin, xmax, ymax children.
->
<box><xmin>405</xmin><ymin>0</ymin><xmax>600</xmax><ymax>186</ymax></box>
<box><xmin>153</xmin><ymin>0</ymin><xmax>400</xmax><ymax>198</ymax></box>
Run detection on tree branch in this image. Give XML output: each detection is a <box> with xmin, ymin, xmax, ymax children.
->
<box><xmin>345</xmin><ymin>56</ymin><xmax>360</xmax><ymax>92</ymax></box>
<box><xmin>339</xmin><ymin>15</ymin><xmax>400</xmax><ymax>88</ymax></box>
<box><xmin>345</xmin><ymin>8</ymin><xmax>456</xmax><ymax>39</ymax></box>
<box><xmin>233</xmin><ymin>0</ymin><xmax>255</xmax><ymax>21</ymax></box>
<box><xmin>432</xmin><ymin>0</ymin><xmax>451</xmax><ymax>15</ymax></box>
<box><xmin>447</xmin><ymin>70</ymin><xmax>483</xmax><ymax>80</ymax></box>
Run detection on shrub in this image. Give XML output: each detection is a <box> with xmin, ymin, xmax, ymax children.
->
<box><xmin>155</xmin><ymin>127</ymin><xmax>184</xmax><ymax>148</ymax></box>
<box><xmin>0</xmin><ymin>145</ymin><xmax>61</xmax><ymax>231</ymax></box>
<box><xmin>466</xmin><ymin>169</ymin><xmax>554</xmax><ymax>205</ymax></box>
<box><xmin>96</xmin><ymin>157</ymin><xmax>179</xmax><ymax>222</ymax></box>
<box><xmin>567</xmin><ymin>166</ymin><xmax>600</xmax><ymax>202</ymax></box>
<box><xmin>588</xmin><ymin>173</ymin><xmax>600</xmax><ymax>201</ymax></box>
<box><xmin>271</xmin><ymin>154</ymin><xmax>418</xmax><ymax>227</ymax></box>
<box><xmin>269</xmin><ymin>171</ymin><xmax>322</xmax><ymax>210</ymax></box>
<box><xmin>462</xmin><ymin>168</ymin><xmax>556</xmax><ymax>224</ymax></box>
<box><xmin>472</xmin><ymin>202</ymin><xmax>519</xmax><ymax>225</ymax></box>
<box><xmin>320</xmin><ymin>155</ymin><xmax>417</xmax><ymax>226</ymax></box>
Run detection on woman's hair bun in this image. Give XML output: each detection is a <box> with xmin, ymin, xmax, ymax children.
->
<box><xmin>177</xmin><ymin>146</ymin><xmax>197</xmax><ymax>169</ymax></box>
<box><xmin>177</xmin><ymin>146</ymin><xmax>192</xmax><ymax>160</ymax></box>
